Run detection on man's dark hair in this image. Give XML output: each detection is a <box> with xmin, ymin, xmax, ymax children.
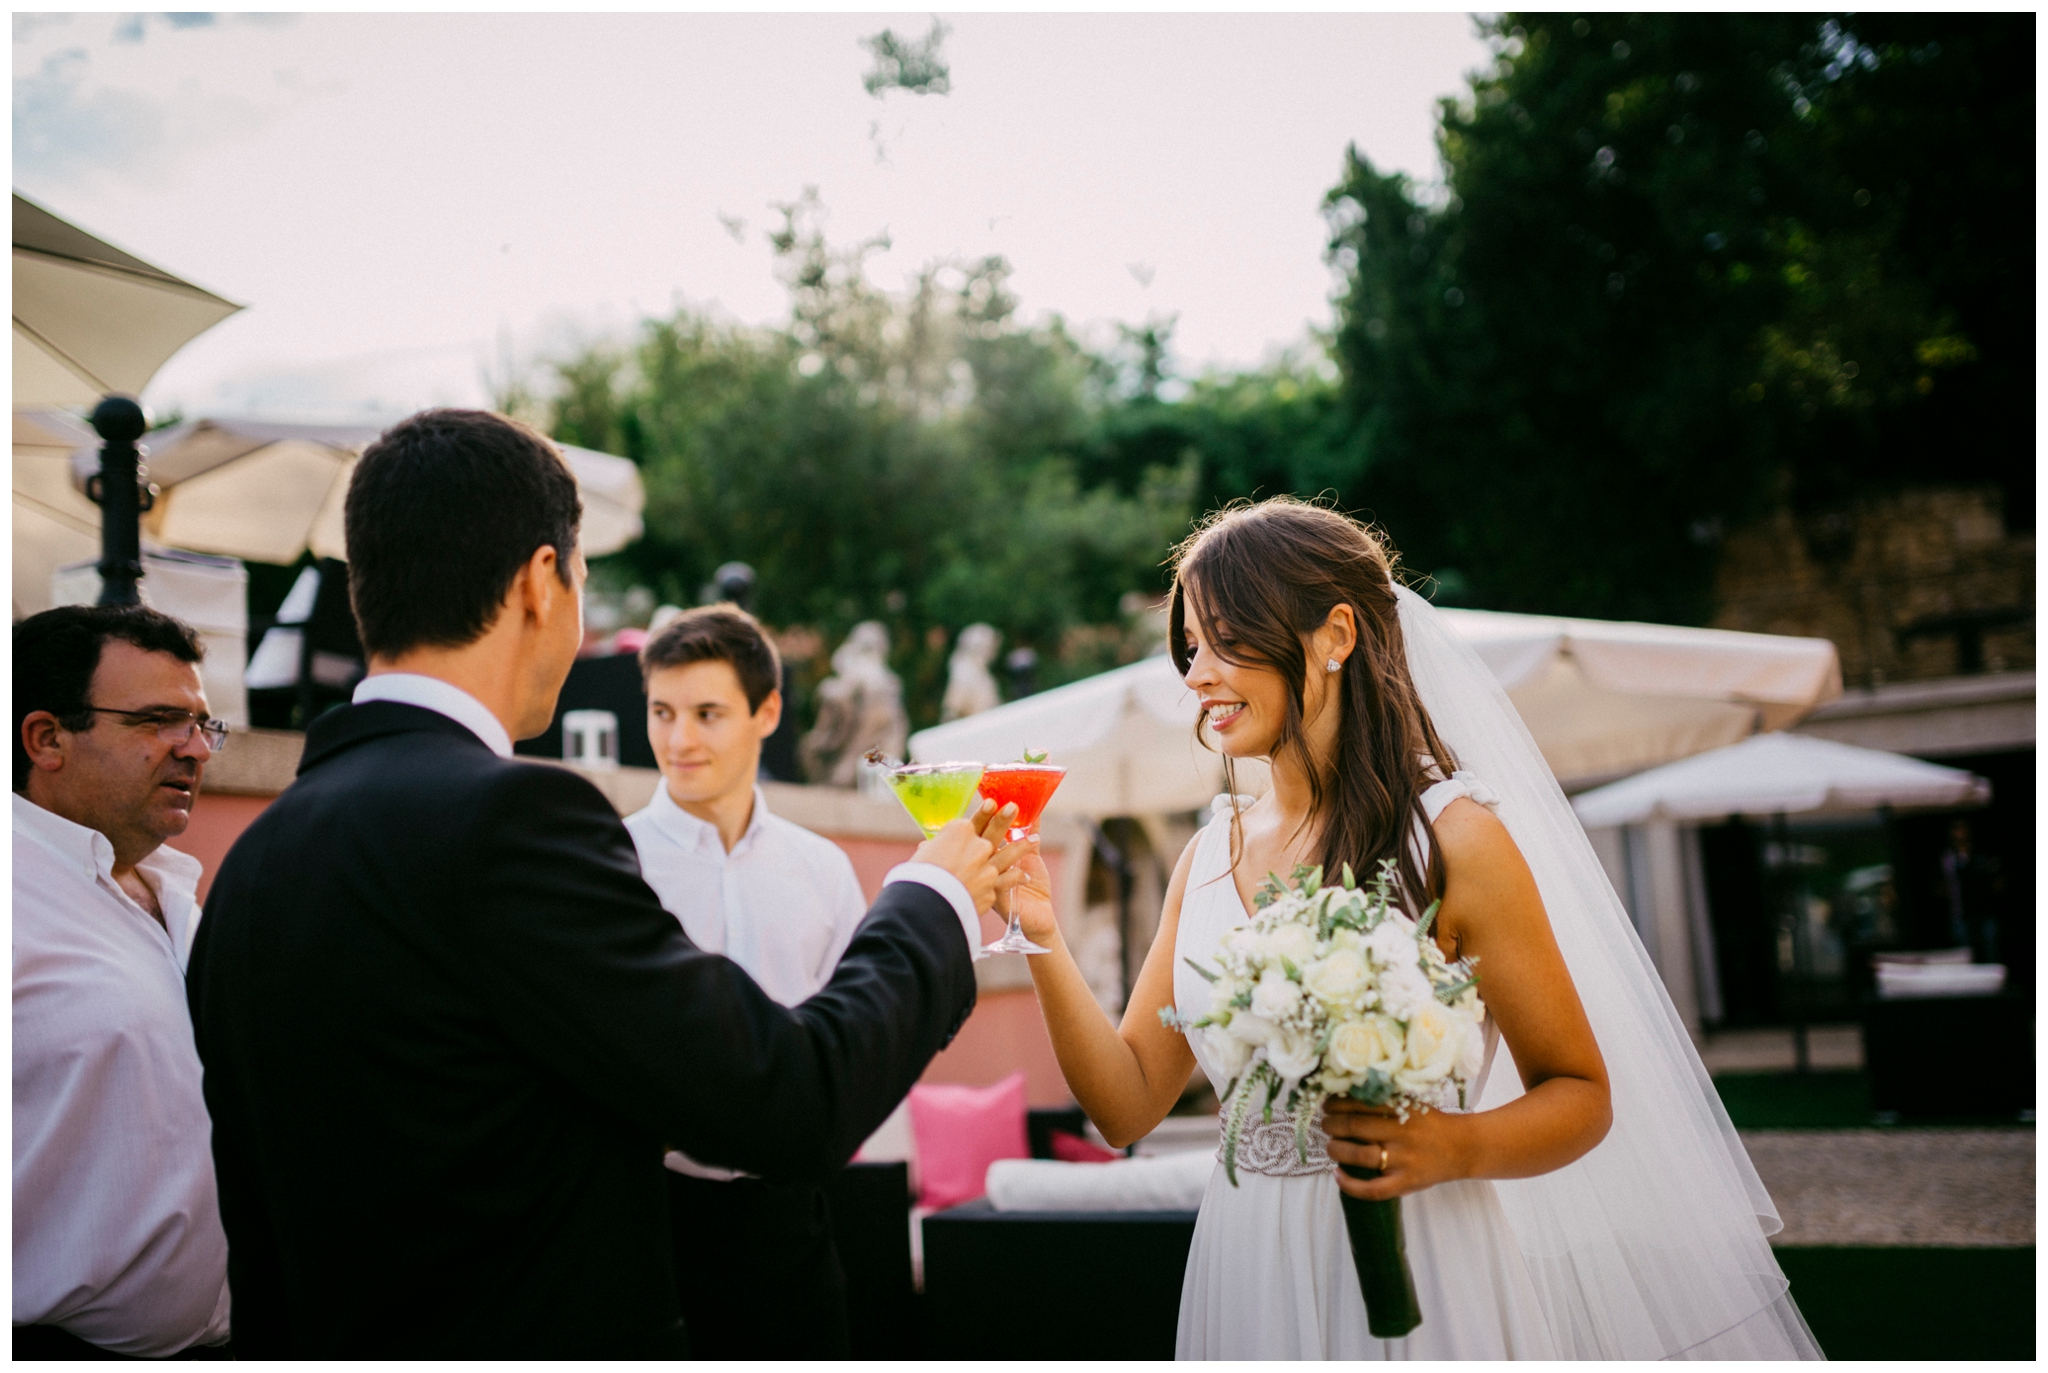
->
<box><xmin>639</xmin><ymin>604</ymin><xmax>782</xmax><ymax>714</ymax></box>
<box><xmin>344</xmin><ymin>409</ymin><xmax>583</xmax><ymax>659</ymax></box>
<box><xmin>14</xmin><ymin>604</ymin><xmax>204</xmax><ymax>792</ymax></box>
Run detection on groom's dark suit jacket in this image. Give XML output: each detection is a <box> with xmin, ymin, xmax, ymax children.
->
<box><xmin>187</xmin><ymin>703</ymin><xmax>977</xmax><ymax>1359</ymax></box>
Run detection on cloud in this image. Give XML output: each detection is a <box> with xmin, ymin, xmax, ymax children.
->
<box><xmin>13</xmin><ymin>48</ymin><xmax>169</xmax><ymax>179</ymax></box>
<box><xmin>109</xmin><ymin>13</ymin><xmax>295</xmax><ymax>43</ymax></box>
<box><xmin>13</xmin><ymin>15</ymin><xmax>312</xmax><ymax>187</ymax></box>
<box><xmin>112</xmin><ymin>13</ymin><xmax>219</xmax><ymax>44</ymax></box>
<box><xmin>14</xmin><ymin>14</ymin><xmax>75</xmax><ymax>44</ymax></box>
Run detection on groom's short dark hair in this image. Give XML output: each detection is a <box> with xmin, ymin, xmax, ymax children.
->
<box><xmin>345</xmin><ymin>409</ymin><xmax>582</xmax><ymax>659</ymax></box>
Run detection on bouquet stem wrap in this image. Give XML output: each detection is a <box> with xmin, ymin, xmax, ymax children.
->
<box><xmin>1337</xmin><ymin>1164</ymin><xmax>1423</xmax><ymax>1339</ymax></box>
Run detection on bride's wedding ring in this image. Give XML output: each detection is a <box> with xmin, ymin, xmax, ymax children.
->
<box><xmin>1374</xmin><ymin>1143</ymin><xmax>1388</xmax><ymax>1170</ymax></box>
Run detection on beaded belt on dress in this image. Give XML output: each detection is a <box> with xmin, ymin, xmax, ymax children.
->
<box><xmin>1224</xmin><ymin>1115</ymin><xmax>1334</xmax><ymax>1178</ymax></box>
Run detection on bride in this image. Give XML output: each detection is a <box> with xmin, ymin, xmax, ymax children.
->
<box><xmin>1009</xmin><ymin>499</ymin><xmax>1823</xmax><ymax>1359</ymax></box>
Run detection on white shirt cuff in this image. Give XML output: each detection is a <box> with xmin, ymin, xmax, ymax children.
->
<box><xmin>664</xmin><ymin>1149</ymin><xmax>751</xmax><ymax>1182</ymax></box>
<box><xmin>884</xmin><ymin>862</ymin><xmax>986</xmax><ymax>961</ymax></box>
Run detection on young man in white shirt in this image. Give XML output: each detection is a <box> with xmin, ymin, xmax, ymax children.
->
<box><xmin>624</xmin><ymin>605</ymin><xmax>874</xmax><ymax>1358</ymax></box>
<box><xmin>12</xmin><ymin>605</ymin><xmax>234</xmax><ymax>1358</ymax></box>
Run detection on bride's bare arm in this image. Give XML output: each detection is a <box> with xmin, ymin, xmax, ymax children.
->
<box><xmin>1011</xmin><ymin>836</ymin><xmax>1200</xmax><ymax>1148</ymax></box>
<box><xmin>1323</xmin><ymin>797</ymin><xmax>1612</xmax><ymax>1199</ymax></box>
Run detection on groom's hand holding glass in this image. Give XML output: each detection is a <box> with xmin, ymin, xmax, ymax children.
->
<box><xmin>916</xmin><ymin>797</ymin><xmax>1036</xmax><ymax>917</ymax></box>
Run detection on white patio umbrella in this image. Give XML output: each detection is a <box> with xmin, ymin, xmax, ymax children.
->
<box><xmin>910</xmin><ymin>609</ymin><xmax>1843</xmax><ymax>817</ymax></box>
<box><xmin>1571</xmin><ymin>732</ymin><xmax>1991</xmax><ymax>828</ymax></box>
<box><xmin>13</xmin><ymin>193</ymin><xmax>242</xmax><ymax>408</ymax></box>
<box><xmin>1435</xmin><ymin>606</ymin><xmax>1843</xmax><ymax>786</ymax></box>
<box><xmin>12</xmin><ymin>408</ymin><xmax>102</xmax><ymax>617</ymax></box>
<box><xmin>64</xmin><ymin>417</ymin><xmax>646</xmax><ymax>565</ymax></box>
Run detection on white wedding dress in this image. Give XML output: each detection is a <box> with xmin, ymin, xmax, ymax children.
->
<box><xmin>1166</xmin><ymin>587</ymin><xmax>1822</xmax><ymax>1361</ymax></box>
<box><xmin>1173</xmin><ymin>775</ymin><xmax>1558</xmax><ymax>1360</ymax></box>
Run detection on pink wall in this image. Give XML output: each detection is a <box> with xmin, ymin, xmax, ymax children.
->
<box><xmin>177</xmin><ymin>790</ymin><xmax>1076</xmax><ymax>1106</ymax></box>
<box><xmin>837</xmin><ymin>835</ymin><xmax>924</xmax><ymax>904</ymax></box>
<box><xmin>920</xmin><ymin>988</ymin><xmax>1071</xmax><ymax>1107</ymax></box>
<box><xmin>180</xmin><ymin>792</ymin><xmax>272</xmax><ymax>901</ymax></box>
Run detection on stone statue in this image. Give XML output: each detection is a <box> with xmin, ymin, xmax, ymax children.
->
<box><xmin>799</xmin><ymin>621</ymin><xmax>909</xmax><ymax>788</ymax></box>
<box><xmin>941</xmin><ymin>623</ymin><xmax>1002</xmax><ymax>722</ymax></box>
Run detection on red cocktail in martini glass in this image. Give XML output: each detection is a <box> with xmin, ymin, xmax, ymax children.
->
<box><xmin>975</xmin><ymin>762</ymin><xmax>1066</xmax><ymax>955</ymax></box>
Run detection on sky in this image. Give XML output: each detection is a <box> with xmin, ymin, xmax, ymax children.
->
<box><xmin>14</xmin><ymin>11</ymin><xmax>1494</xmax><ymax>424</ymax></box>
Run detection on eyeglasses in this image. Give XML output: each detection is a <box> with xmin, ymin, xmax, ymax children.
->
<box><xmin>81</xmin><ymin>706</ymin><xmax>230</xmax><ymax>752</ymax></box>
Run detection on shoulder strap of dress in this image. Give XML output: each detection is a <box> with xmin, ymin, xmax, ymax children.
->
<box><xmin>1419</xmin><ymin>770</ymin><xmax>1501</xmax><ymax>825</ymax></box>
<box><xmin>1192</xmin><ymin>801</ymin><xmax>1241</xmax><ymax>885</ymax></box>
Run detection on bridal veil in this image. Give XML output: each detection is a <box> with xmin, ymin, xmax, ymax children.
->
<box><xmin>1395</xmin><ymin>585</ymin><xmax>1823</xmax><ymax>1360</ymax></box>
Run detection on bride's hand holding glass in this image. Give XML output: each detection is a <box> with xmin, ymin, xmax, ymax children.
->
<box><xmin>1003</xmin><ymin>849</ymin><xmax>1061</xmax><ymax>947</ymax></box>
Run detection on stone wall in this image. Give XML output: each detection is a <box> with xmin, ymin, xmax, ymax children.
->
<box><xmin>1713</xmin><ymin>486</ymin><xmax>2034</xmax><ymax>689</ymax></box>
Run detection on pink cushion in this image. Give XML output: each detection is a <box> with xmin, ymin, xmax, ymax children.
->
<box><xmin>906</xmin><ymin>1072</ymin><xmax>1029</xmax><ymax>1210</ymax></box>
<box><xmin>1050</xmin><ymin>1130</ymin><xmax>1121</xmax><ymax>1164</ymax></box>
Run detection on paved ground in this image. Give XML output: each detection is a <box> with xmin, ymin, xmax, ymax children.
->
<box><xmin>1742</xmin><ymin>1129</ymin><xmax>2035</xmax><ymax>1246</ymax></box>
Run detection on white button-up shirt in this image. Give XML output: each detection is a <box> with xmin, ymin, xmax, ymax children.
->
<box><xmin>627</xmin><ymin>783</ymin><xmax>868</xmax><ymax>1008</ymax></box>
<box><xmin>626</xmin><ymin>783</ymin><xmax>981</xmax><ymax>1181</ymax></box>
<box><xmin>12</xmin><ymin>794</ymin><xmax>232</xmax><ymax>1355</ymax></box>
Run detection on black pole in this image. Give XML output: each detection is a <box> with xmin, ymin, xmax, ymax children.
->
<box><xmin>88</xmin><ymin>396</ymin><xmax>149</xmax><ymax>607</ymax></box>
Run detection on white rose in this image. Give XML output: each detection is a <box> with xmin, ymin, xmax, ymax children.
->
<box><xmin>1366</xmin><ymin>920</ymin><xmax>1418</xmax><ymax>968</ymax></box>
<box><xmin>1375</xmin><ymin>965</ymin><xmax>1433</xmax><ymax>1022</ymax></box>
<box><xmin>1329</xmin><ymin>927</ymin><xmax>1366</xmax><ymax>956</ymax></box>
<box><xmin>1397</xmin><ymin>1002</ymin><xmax>1462</xmax><ymax>1085</ymax></box>
<box><xmin>1228</xmin><ymin>1012</ymin><xmax>1278</xmax><ymax>1048</ymax></box>
<box><xmin>1267</xmin><ymin>923</ymin><xmax>1317</xmax><ymax>966</ymax></box>
<box><xmin>1203</xmin><ymin>1024</ymin><xmax>1252</xmax><ymax>1078</ymax></box>
<box><xmin>1304</xmin><ymin>948</ymin><xmax>1370</xmax><ymax>1006</ymax></box>
<box><xmin>1250</xmin><ymin>968</ymin><xmax>1303</xmax><ymax>1020</ymax></box>
<box><xmin>1224</xmin><ymin>927</ymin><xmax>1269</xmax><ymax>961</ymax></box>
<box><xmin>1327</xmin><ymin>1014</ymin><xmax>1404</xmax><ymax>1077</ymax></box>
<box><xmin>1266</xmin><ymin>1027</ymin><xmax>1320</xmax><ymax>1081</ymax></box>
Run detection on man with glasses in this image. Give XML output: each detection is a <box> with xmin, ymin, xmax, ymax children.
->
<box><xmin>13</xmin><ymin>604</ymin><xmax>233</xmax><ymax>1358</ymax></box>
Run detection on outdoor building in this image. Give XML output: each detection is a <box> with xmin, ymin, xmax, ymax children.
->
<box><xmin>1705</xmin><ymin>488</ymin><xmax>2034</xmax><ymax>1023</ymax></box>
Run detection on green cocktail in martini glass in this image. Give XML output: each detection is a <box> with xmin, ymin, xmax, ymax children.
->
<box><xmin>878</xmin><ymin>760</ymin><xmax>987</xmax><ymax>837</ymax></box>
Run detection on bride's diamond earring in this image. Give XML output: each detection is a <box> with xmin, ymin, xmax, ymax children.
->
<box><xmin>1326</xmin><ymin>658</ymin><xmax>1341</xmax><ymax>673</ymax></box>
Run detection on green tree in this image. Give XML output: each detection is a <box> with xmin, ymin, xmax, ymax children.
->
<box><xmin>1318</xmin><ymin>13</ymin><xmax>2031</xmax><ymax>623</ymax></box>
<box><xmin>546</xmin><ymin>193</ymin><xmax>1194</xmax><ymax>728</ymax></box>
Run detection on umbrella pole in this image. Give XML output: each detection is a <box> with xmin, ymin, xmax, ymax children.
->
<box><xmin>89</xmin><ymin>397</ymin><xmax>149</xmax><ymax>608</ymax></box>
<box><xmin>1774</xmin><ymin>810</ymin><xmax>1812</xmax><ymax>1076</ymax></box>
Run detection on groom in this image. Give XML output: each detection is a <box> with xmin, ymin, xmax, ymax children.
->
<box><xmin>188</xmin><ymin>409</ymin><xmax>1019</xmax><ymax>1358</ymax></box>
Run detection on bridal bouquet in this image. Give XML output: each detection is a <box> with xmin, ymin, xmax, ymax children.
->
<box><xmin>1163</xmin><ymin>858</ymin><xmax>1484</xmax><ymax>1339</ymax></box>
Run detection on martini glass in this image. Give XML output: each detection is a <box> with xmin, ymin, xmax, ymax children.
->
<box><xmin>975</xmin><ymin>763</ymin><xmax>1066</xmax><ymax>955</ymax></box>
<box><xmin>879</xmin><ymin>761</ymin><xmax>988</xmax><ymax>837</ymax></box>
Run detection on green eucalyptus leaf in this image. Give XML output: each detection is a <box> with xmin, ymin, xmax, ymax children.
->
<box><xmin>1436</xmin><ymin>973</ymin><xmax>1481</xmax><ymax>1003</ymax></box>
<box><xmin>1415</xmin><ymin>897</ymin><xmax>1442</xmax><ymax>941</ymax></box>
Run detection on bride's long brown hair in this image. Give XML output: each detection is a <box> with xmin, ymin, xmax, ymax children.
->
<box><xmin>1168</xmin><ymin>498</ymin><xmax>1459</xmax><ymax>909</ymax></box>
